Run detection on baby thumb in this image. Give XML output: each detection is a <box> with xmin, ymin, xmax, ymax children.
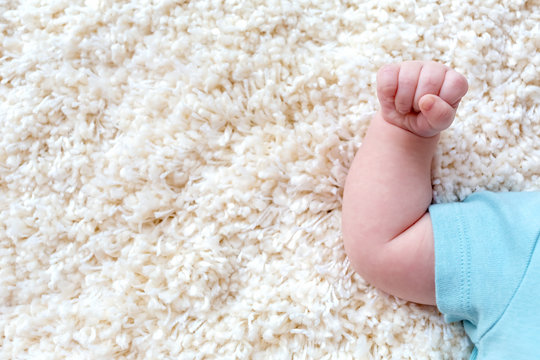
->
<box><xmin>418</xmin><ymin>94</ymin><xmax>455</xmax><ymax>134</ymax></box>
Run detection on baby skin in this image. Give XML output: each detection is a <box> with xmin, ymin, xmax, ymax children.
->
<box><xmin>342</xmin><ymin>61</ymin><xmax>468</xmax><ymax>305</ymax></box>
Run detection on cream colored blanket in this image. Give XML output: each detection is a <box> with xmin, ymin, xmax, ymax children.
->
<box><xmin>1</xmin><ymin>0</ymin><xmax>538</xmax><ymax>358</ymax></box>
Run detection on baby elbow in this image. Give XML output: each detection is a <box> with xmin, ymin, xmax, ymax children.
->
<box><xmin>341</xmin><ymin>203</ymin><xmax>392</xmax><ymax>289</ymax></box>
<box><xmin>342</xmin><ymin>227</ymin><xmax>384</xmax><ymax>285</ymax></box>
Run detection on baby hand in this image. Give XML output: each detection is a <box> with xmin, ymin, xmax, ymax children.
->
<box><xmin>376</xmin><ymin>61</ymin><xmax>468</xmax><ymax>138</ymax></box>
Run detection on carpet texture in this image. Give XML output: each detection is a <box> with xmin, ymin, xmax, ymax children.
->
<box><xmin>1</xmin><ymin>0</ymin><xmax>538</xmax><ymax>358</ymax></box>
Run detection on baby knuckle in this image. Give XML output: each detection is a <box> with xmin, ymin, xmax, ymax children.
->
<box><xmin>400</xmin><ymin>76</ymin><xmax>417</xmax><ymax>88</ymax></box>
<box><xmin>423</xmin><ymin>74</ymin><xmax>440</xmax><ymax>87</ymax></box>
<box><xmin>379</xmin><ymin>84</ymin><xmax>396</xmax><ymax>97</ymax></box>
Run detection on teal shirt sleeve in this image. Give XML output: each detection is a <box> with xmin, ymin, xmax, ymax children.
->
<box><xmin>429</xmin><ymin>191</ymin><xmax>540</xmax><ymax>359</ymax></box>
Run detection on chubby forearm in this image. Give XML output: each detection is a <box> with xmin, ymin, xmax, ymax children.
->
<box><xmin>342</xmin><ymin>112</ymin><xmax>438</xmax><ymax>261</ymax></box>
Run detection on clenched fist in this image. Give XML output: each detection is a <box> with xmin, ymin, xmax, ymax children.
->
<box><xmin>376</xmin><ymin>61</ymin><xmax>469</xmax><ymax>138</ymax></box>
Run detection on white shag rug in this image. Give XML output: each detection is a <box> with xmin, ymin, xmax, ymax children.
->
<box><xmin>1</xmin><ymin>0</ymin><xmax>538</xmax><ymax>358</ymax></box>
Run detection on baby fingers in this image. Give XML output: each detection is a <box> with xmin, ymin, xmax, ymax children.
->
<box><xmin>438</xmin><ymin>70</ymin><xmax>469</xmax><ymax>109</ymax></box>
<box><xmin>413</xmin><ymin>62</ymin><xmax>448</xmax><ymax>113</ymax></box>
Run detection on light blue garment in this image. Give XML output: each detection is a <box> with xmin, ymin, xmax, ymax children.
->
<box><xmin>429</xmin><ymin>191</ymin><xmax>540</xmax><ymax>360</ymax></box>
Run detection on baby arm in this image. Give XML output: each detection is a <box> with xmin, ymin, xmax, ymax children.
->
<box><xmin>342</xmin><ymin>61</ymin><xmax>468</xmax><ymax>305</ymax></box>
